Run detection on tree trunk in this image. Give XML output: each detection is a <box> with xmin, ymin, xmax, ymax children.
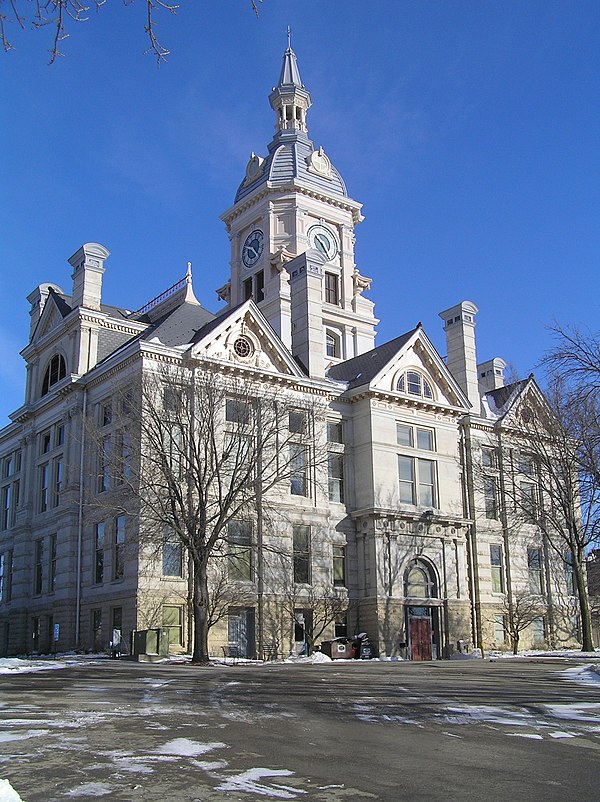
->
<box><xmin>191</xmin><ymin>559</ymin><xmax>211</xmax><ymax>663</ymax></box>
<box><xmin>512</xmin><ymin>633</ymin><xmax>519</xmax><ymax>655</ymax></box>
<box><xmin>574</xmin><ymin>557</ymin><xmax>594</xmax><ymax>652</ymax></box>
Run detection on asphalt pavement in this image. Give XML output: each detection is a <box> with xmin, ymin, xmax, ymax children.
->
<box><xmin>0</xmin><ymin>657</ymin><xmax>598</xmax><ymax>801</ymax></box>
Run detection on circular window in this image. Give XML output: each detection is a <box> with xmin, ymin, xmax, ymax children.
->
<box><xmin>233</xmin><ymin>337</ymin><xmax>253</xmax><ymax>358</ymax></box>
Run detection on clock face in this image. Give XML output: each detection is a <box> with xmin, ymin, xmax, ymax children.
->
<box><xmin>308</xmin><ymin>224</ymin><xmax>338</xmax><ymax>261</ymax></box>
<box><xmin>242</xmin><ymin>229</ymin><xmax>264</xmax><ymax>268</ymax></box>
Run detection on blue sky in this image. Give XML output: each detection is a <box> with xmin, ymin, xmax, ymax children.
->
<box><xmin>1</xmin><ymin>1</ymin><xmax>599</xmax><ymax>424</ymax></box>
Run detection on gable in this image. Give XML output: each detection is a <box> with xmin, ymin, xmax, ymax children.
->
<box><xmin>370</xmin><ymin>330</ymin><xmax>470</xmax><ymax>410</ymax></box>
<box><xmin>189</xmin><ymin>301</ymin><xmax>305</xmax><ymax>378</ymax></box>
<box><xmin>34</xmin><ymin>294</ymin><xmax>69</xmax><ymax>343</ymax></box>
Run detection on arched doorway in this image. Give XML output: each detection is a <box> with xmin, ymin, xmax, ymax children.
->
<box><xmin>405</xmin><ymin>561</ymin><xmax>440</xmax><ymax>661</ymax></box>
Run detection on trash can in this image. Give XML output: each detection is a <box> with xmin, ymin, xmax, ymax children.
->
<box><xmin>320</xmin><ymin>638</ymin><xmax>354</xmax><ymax>659</ymax></box>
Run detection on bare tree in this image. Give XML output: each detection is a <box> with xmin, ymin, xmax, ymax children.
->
<box><xmin>543</xmin><ymin>324</ymin><xmax>600</xmax><ymax>398</ymax></box>
<box><xmin>497</xmin><ymin>589</ymin><xmax>547</xmax><ymax>655</ymax></box>
<box><xmin>481</xmin><ymin>379</ymin><xmax>600</xmax><ymax>651</ymax></box>
<box><xmin>90</xmin><ymin>358</ymin><xmax>329</xmax><ymax>663</ymax></box>
<box><xmin>0</xmin><ymin>0</ymin><xmax>261</xmax><ymax>64</ymax></box>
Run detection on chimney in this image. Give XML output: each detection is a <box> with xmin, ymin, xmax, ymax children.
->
<box><xmin>68</xmin><ymin>242</ymin><xmax>110</xmax><ymax>311</ymax></box>
<box><xmin>439</xmin><ymin>300</ymin><xmax>480</xmax><ymax>415</ymax></box>
<box><xmin>477</xmin><ymin>357</ymin><xmax>506</xmax><ymax>393</ymax></box>
<box><xmin>287</xmin><ymin>251</ymin><xmax>325</xmax><ymax>378</ymax></box>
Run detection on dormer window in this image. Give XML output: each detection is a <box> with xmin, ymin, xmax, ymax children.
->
<box><xmin>41</xmin><ymin>354</ymin><xmax>66</xmax><ymax>397</ymax></box>
<box><xmin>396</xmin><ymin>370</ymin><xmax>434</xmax><ymax>400</ymax></box>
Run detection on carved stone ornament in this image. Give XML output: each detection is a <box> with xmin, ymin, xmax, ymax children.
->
<box><xmin>216</xmin><ymin>281</ymin><xmax>231</xmax><ymax>303</ymax></box>
<box><xmin>306</xmin><ymin>146</ymin><xmax>332</xmax><ymax>179</ymax></box>
<box><xmin>352</xmin><ymin>269</ymin><xmax>372</xmax><ymax>297</ymax></box>
<box><xmin>244</xmin><ymin>152</ymin><xmax>265</xmax><ymax>186</ymax></box>
<box><xmin>269</xmin><ymin>245</ymin><xmax>296</xmax><ymax>273</ymax></box>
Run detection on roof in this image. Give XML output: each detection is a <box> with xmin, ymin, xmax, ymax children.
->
<box><xmin>484</xmin><ymin>379</ymin><xmax>528</xmax><ymax>417</ymax></box>
<box><xmin>142</xmin><ymin>301</ymin><xmax>216</xmax><ymax>348</ymax></box>
<box><xmin>327</xmin><ymin>329</ymin><xmax>418</xmax><ymax>389</ymax></box>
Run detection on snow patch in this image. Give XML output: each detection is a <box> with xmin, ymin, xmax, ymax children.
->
<box><xmin>544</xmin><ymin>703</ymin><xmax>600</xmax><ymax>724</ymax></box>
<box><xmin>284</xmin><ymin>653</ymin><xmax>332</xmax><ymax>664</ymax></box>
<box><xmin>0</xmin><ymin>779</ymin><xmax>25</xmax><ymax>802</ymax></box>
<box><xmin>506</xmin><ymin>733</ymin><xmax>544</xmax><ymax>739</ymax></box>
<box><xmin>0</xmin><ymin>730</ymin><xmax>49</xmax><ymax>743</ymax></box>
<box><xmin>155</xmin><ymin>738</ymin><xmax>226</xmax><ymax>757</ymax></box>
<box><xmin>216</xmin><ymin>768</ymin><xmax>306</xmax><ymax>799</ymax></box>
<box><xmin>64</xmin><ymin>783</ymin><xmax>113</xmax><ymax>797</ymax></box>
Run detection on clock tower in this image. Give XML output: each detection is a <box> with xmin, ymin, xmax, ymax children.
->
<box><xmin>219</xmin><ymin>36</ymin><xmax>377</xmax><ymax>374</ymax></box>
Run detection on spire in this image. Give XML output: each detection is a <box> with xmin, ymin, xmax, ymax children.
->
<box><xmin>278</xmin><ymin>27</ymin><xmax>303</xmax><ymax>88</ymax></box>
<box><xmin>269</xmin><ymin>31</ymin><xmax>312</xmax><ymax>138</ymax></box>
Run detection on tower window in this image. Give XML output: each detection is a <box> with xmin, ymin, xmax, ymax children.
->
<box><xmin>325</xmin><ymin>330</ymin><xmax>340</xmax><ymax>359</ymax></box>
<box><xmin>243</xmin><ymin>278</ymin><xmax>252</xmax><ymax>301</ymax></box>
<box><xmin>41</xmin><ymin>355</ymin><xmax>66</xmax><ymax>396</ymax></box>
<box><xmin>255</xmin><ymin>270</ymin><xmax>265</xmax><ymax>302</ymax></box>
<box><xmin>324</xmin><ymin>273</ymin><xmax>339</xmax><ymax>305</ymax></box>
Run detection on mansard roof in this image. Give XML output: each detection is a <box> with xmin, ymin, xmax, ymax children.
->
<box><xmin>141</xmin><ymin>301</ymin><xmax>216</xmax><ymax>348</ymax></box>
<box><xmin>233</xmin><ymin>137</ymin><xmax>348</xmax><ymax>204</ymax></box>
<box><xmin>327</xmin><ymin>329</ymin><xmax>418</xmax><ymax>389</ymax></box>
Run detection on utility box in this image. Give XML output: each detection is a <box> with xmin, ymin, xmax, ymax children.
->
<box><xmin>130</xmin><ymin>628</ymin><xmax>170</xmax><ymax>661</ymax></box>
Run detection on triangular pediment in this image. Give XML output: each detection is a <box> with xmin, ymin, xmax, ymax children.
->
<box><xmin>33</xmin><ymin>292</ymin><xmax>69</xmax><ymax>344</ymax></box>
<box><xmin>491</xmin><ymin>376</ymin><xmax>548</xmax><ymax>430</ymax></box>
<box><xmin>189</xmin><ymin>300</ymin><xmax>305</xmax><ymax>378</ymax></box>
<box><xmin>370</xmin><ymin>328</ymin><xmax>471</xmax><ymax>410</ymax></box>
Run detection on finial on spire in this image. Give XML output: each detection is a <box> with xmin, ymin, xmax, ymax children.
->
<box><xmin>287</xmin><ymin>25</ymin><xmax>292</xmax><ymax>50</ymax></box>
<box><xmin>186</xmin><ymin>262</ymin><xmax>192</xmax><ymax>283</ymax></box>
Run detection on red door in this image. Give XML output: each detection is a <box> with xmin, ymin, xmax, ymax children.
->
<box><xmin>409</xmin><ymin>617</ymin><xmax>432</xmax><ymax>661</ymax></box>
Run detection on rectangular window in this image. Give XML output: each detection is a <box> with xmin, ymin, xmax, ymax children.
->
<box><xmin>49</xmin><ymin>534</ymin><xmax>57</xmax><ymax>592</ymax></box>
<box><xmin>100</xmin><ymin>401</ymin><xmax>112</xmax><ymax>427</ymax></box>
<box><xmin>52</xmin><ymin>457</ymin><xmax>63</xmax><ymax>507</ymax></box>
<box><xmin>225</xmin><ymin>398</ymin><xmax>251</xmax><ymax>425</ymax></box>
<box><xmin>243</xmin><ymin>277</ymin><xmax>253</xmax><ymax>301</ymax></box>
<box><xmin>531</xmin><ymin>617</ymin><xmax>545</xmax><ymax>646</ymax></box>
<box><xmin>0</xmin><ymin>551</ymin><xmax>13</xmax><ymax>603</ymax></box>
<box><xmin>396</xmin><ymin>424</ymin><xmax>413</xmax><ymax>448</ymax></box>
<box><xmin>416</xmin><ymin>428</ymin><xmax>434</xmax><ymax>451</ymax></box>
<box><xmin>418</xmin><ymin>459</ymin><xmax>436</xmax><ymax>507</ymax></box>
<box><xmin>520</xmin><ymin>482</ymin><xmax>537</xmax><ymax>522</ymax></box>
<box><xmin>98</xmin><ymin>439</ymin><xmax>111</xmax><ymax>493</ymax></box>
<box><xmin>293</xmin><ymin>525</ymin><xmax>311</xmax><ymax>584</ymax></box>
<box><xmin>55</xmin><ymin>424</ymin><xmax>65</xmax><ymax>447</ymax></box>
<box><xmin>95</xmin><ymin>523</ymin><xmax>105</xmax><ymax>584</ymax></box>
<box><xmin>398</xmin><ymin>456</ymin><xmax>415</xmax><ymax>504</ymax></box>
<box><xmin>162</xmin><ymin>532</ymin><xmax>183</xmax><ymax>577</ymax></box>
<box><xmin>40</xmin><ymin>430</ymin><xmax>51</xmax><ymax>455</ymax></box>
<box><xmin>528</xmin><ymin>547</ymin><xmax>543</xmax><ymax>595</ymax></box>
<box><xmin>484</xmin><ymin>477</ymin><xmax>498</xmax><ymax>520</ymax></box>
<box><xmin>324</xmin><ymin>272</ymin><xmax>339</xmax><ymax>305</ymax></box>
<box><xmin>518</xmin><ymin>453</ymin><xmax>534</xmax><ymax>476</ymax></box>
<box><xmin>113</xmin><ymin>516</ymin><xmax>125</xmax><ymax>580</ymax></box>
<box><xmin>398</xmin><ymin>455</ymin><xmax>437</xmax><ymax>507</ymax></box>
<box><xmin>115</xmin><ymin>430</ymin><xmax>132</xmax><ymax>483</ymax></box>
<box><xmin>482</xmin><ymin>447</ymin><xmax>496</xmax><ymax>468</ymax></box>
<box><xmin>92</xmin><ymin>609</ymin><xmax>103</xmax><ymax>651</ymax></box>
<box><xmin>255</xmin><ymin>270</ymin><xmax>265</xmax><ymax>302</ymax></box>
<box><xmin>34</xmin><ymin>539</ymin><xmax>44</xmax><ymax>595</ymax></box>
<box><xmin>490</xmin><ymin>545</ymin><xmax>504</xmax><ymax>593</ymax></box>
<box><xmin>334</xmin><ymin>617</ymin><xmax>348</xmax><ymax>638</ymax></box>
<box><xmin>290</xmin><ymin>444</ymin><xmax>307</xmax><ymax>496</ymax></box>
<box><xmin>162</xmin><ymin>605</ymin><xmax>183</xmax><ymax>647</ymax></box>
<box><xmin>1</xmin><ymin>485</ymin><xmax>10</xmax><ymax>530</ymax></box>
<box><xmin>494</xmin><ymin>615</ymin><xmax>506</xmax><ymax>646</ymax></box>
<box><xmin>328</xmin><ymin>454</ymin><xmax>344</xmax><ymax>503</ymax></box>
<box><xmin>565</xmin><ymin>552</ymin><xmax>576</xmax><ymax>596</ymax></box>
<box><xmin>289</xmin><ymin>411</ymin><xmax>306</xmax><ymax>434</ymax></box>
<box><xmin>39</xmin><ymin>463</ymin><xmax>49</xmax><ymax>512</ymax></box>
<box><xmin>333</xmin><ymin>545</ymin><xmax>346</xmax><ymax>587</ymax></box>
<box><xmin>327</xmin><ymin>421</ymin><xmax>344</xmax><ymax>444</ymax></box>
<box><xmin>228</xmin><ymin>520</ymin><xmax>252</xmax><ymax>581</ymax></box>
<box><xmin>163</xmin><ymin>386</ymin><xmax>183</xmax><ymax>412</ymax></box>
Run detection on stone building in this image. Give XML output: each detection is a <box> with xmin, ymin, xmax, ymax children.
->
<box><xmin>0</xmin><ymin>42</ymin><xmax>581</xmax><ymax>659</ymax></box>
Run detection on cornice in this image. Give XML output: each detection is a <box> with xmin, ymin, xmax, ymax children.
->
<box><xmin>221</xmin><ymin>182</ymin><xmax>363</xmax><ymax>228</ymax></box>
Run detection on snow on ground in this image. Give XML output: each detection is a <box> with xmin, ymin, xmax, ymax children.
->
<box><xmin>0</xmin><ymin>654</ymin><xmax>105</xmax><ymax>675</ymax></box>
<box><xmin>561</xmin><ymin>664</ymin><xmax>600</xmax><ymax>686</ymax></box>
<box><xmin>215</xmin><ymin>768</ymin><xmax>306</xmax><ymax>799</ymax></box>
<box><xmin>0</xmin><ymin>779</ymin><xmax>25</xmax><ymax>802</ymax></box>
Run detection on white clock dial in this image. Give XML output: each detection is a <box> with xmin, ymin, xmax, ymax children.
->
<box><xmin>308</xmin><ymin>224</ymin><xmax>338</xmax><ymax>261</ymax></box>
<box><xmin>242</xmin><ymin>229</ymin><xmax>264</xmax><ymax>268</ymax></box>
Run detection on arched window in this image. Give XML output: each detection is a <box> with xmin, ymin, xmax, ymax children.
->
<box><xmin>325</xmin><ymin>330</ymin><xmax>341</xmax><ymax>359</ymax></box>
<box><xmin>405</xmin><ymin>561</ymin><xmax>437</xmax><ymax>598</ymax></box>
<box><xmin>396</xmin><ymin>370</ymin><xmax>434</xmax><ymax>400</ymax></box>
<box><xmin>41</xmin><ymin>354</ymin><xmax>66</xmax><ymax>396</ymax></box>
